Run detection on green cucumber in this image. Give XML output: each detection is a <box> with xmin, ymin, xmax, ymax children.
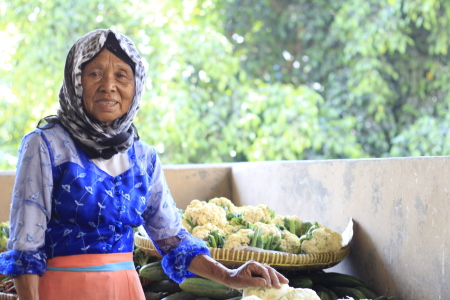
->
<box><xmin>179</xmin><ymin>277</ymin><xmax>242</xmax><ymax>299</ymax></box>
<box><xmin>289</xmin><ymin>276</ymin><xmax>313</xmax><ymax>288</ymax></box>
<box><xmin>161</xmin><ymin>291</ymin><xmax>198</xmax><ymax>300</ymax></box>
<box><xmin>354</xmin><ymin>286</ymin><xmax>378</xmax><ymax>298</ymax></box>
<box><xmin>139</xmin><ymin>260</ymin><xmax>170</xmax><ymax>281</ymax></box>
<box><xmin>313</xmin><ymin>285</ymin><xmax>338</xmax><ymax>300</ymax></box>
<box><xmin>146</xmin><ymin>279</ymin><xmax>181</xmax><ymax>293</ymax></box>
<box><xmin>330</xmin><ymin>286</ymin><xmax>366</xmax><ymax>300</ymax></box>
<box><xmin>327</xmin><ymin>289</ymin><xmax>338</xmax><ymax>300</ymax></box>
<box><xmin>144</xmin><ymin>292</ymin><xmax>166</xmax><ymax>300</ymax></box>
<box><xmin>316</xmin><ymin>290</ymin><xmax>330</xmax><ymax>300</ymax></box>
<box><xmin>305</xmin><ymin>272</ymin><xmax>366</xmax><ymax>288</ymax></box>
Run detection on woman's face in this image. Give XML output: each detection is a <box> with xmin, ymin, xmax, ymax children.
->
<box><xmin>81</xmin><ymin>49</ymin><xmax>135</xmax><ymax>125</ymax></box>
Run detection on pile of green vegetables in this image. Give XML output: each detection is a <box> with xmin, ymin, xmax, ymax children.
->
<box><xmin>134</xmin><ymin>251</ymin><xmax>395</xmax><ymax>300</ymax></box>
<box><xmin>0</xmin><ymin>221</ymin><xmax>9</xmax><ymax>252</ymax></box>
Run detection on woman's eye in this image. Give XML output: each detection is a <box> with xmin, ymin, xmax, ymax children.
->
<box><xmin>117</xmin><ymin>73</ymin><xmax>129</xmax><ymax>78</ymax></box>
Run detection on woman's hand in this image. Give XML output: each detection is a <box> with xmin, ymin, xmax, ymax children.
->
<box><xmin>188</xmin><ymin>255</ymin><xmax>288</xmax><ymax>290</ymax></box>
<box><xmin>223</xmin><ymin>260</ymin><xmax>289</xmax><ymax>290</ymax></box>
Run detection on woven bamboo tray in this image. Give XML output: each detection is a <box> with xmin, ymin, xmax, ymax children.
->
<box><xmin>134</xmin><ymin>232</ymin><xmax>350</xmax><ymax>270</ymax></box>
<box><xmin>0</xmin><ymin>270</ymin><xmax>17</xmax><ymax>299</ymax></box>
<box><xmin>0</xmin><ymin>293</ymin><xmax>17</xmax><ymax>300</ymax></box>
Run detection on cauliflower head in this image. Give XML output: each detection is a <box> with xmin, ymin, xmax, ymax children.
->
<box><xmin>280</xmin><ymin>230</ymin><xmax>301</xmax><ymax>254</ymax></box>
<box><xmin>242</xmin><ymin>296</ymin><xmax>263</xmax><ymax>300</ymax></box>
<box><xmin>283</xmin><ymin>215</ymin><xmax>305</xmax><ymax>236</ymax></box>
<box><xmin>279</xmin><ymin>288</ymin><xmax>321</xmax><ymax>300</ymax></box>
<box><xmin>183</xmin><ymin>199</ymin><xmax>227</xmax><ymax>228</ymax></box>
<box><xmin>243</xmin><ymin>284</ymin><xmax>320</xmax><ymax>300</ymax></box>
<box><xmin>191</xmin><ymin>223</ymin><xmax>224</xmax><ymax>240</ymax></box>
<box><xmin>0</xmin><ymin>235</ymin><xmax>7</xmax><ymax>252</ymax></box>
<box><xmin>254</xmin><ymin>222</ymin><xmax>282</xmax><ymax>238</ymax></box>
<box><xmin>208</xmin><ymin>197</ymin><xmax>236</xmax><ymax>212</ymax></box>
<box><xmin>181</xmin><ymin>218</ymin><xmax>193</xmax><ymax>232</ymax></box>
<box><xmin>222</xmin><ymin>229</ymin><xmax>254</xmax><ymax>249</ymax></box>
<box><xmin>222</xmin><ymin>223</ymin><xmax>243</xmax><ymax>236</ymax></box>
<box><xmin>301</xmin><ymin>225</ymin><xmax>343</xmax><ymax>254</ymax></box>
<box><xmin>271</xmin><ymin>215</ymin><xmax>285</xmax><ymax>227</ymax></box>
<box><xmin>242</xmin><ymin>283</ymin><xmax>293</xmax><ymax>300</ymax></box>
<box><xmin>235</xmin><ymin>205</ymin><xmax>275</xmax><ymax>224</ymax></box>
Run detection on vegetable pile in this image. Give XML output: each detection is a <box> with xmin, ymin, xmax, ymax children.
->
<box><xmin>0</xmin><ymin>276</ymin><xmax>15</xmax><ymax>295</ymax></box>
<box><xmin>0</xmin><ymin>221</ymin><xmax>9</xmax><ymax>252</ymax></box>
<box><xmin>180</xmin><ymin>197</ymin><xmax>343</xmax><ymax>254</ymax></box>
<box><xmin>0</xmin><ymin>221</ymin><xmax>16</xmax><ymax>297</ymax></box>
<box><xmin>279</xmin><ymin>270</ymin><xmax>395</xmax><ymax>300</ymax></box>
<box><xmin>137</xmin><ymin>255</ymin><xmax>395</xmax><ymax>300</ymax></box>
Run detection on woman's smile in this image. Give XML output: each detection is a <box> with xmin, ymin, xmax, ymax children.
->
<box><xmin>95</xmin><ymin>99</ymin><xmax>119</xmax><ymax>110</ymax></box>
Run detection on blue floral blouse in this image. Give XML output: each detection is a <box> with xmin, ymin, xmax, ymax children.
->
<box><xmin>0</xmin><ymin>124</ymin><xmax>209</xmax><ymax>283</ymax></box>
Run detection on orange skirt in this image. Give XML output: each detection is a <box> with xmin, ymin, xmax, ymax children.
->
<box><xmin>38</xmin><ymin>252</ymin><xmax>145</xmax><ymax>300</ymax></box>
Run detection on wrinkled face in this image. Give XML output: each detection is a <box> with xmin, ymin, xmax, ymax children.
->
<box><xmin>81</xmin><ymin>49</ymin><xmax>135</xmax><ymax>125</ymax></box>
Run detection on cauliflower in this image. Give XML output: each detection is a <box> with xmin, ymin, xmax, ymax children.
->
<box><xmin>283</xmin><ymin>215</ymin><xmax>304</xmax><ymax>236</ymax></box>
<box><xmin>222</xmin><ymin>223</ymin><xmax>243</xmax><ymax>236</ymax></box>
<box><xmin>243</xmin><ymin>283</ymin><xmax>292</xmax><ymax>300</ymax></box>
<box><xmin>279</xmin><ymin>288</ymin><xmax>321</xmax><ymax>300</ymax></box>
<box><xmin>0</xmin><ymin>221</ymin><xmax>9</xmax><ymax>251</ymax></box>
<box><xmin>301</xmin><ymin>225</ymin><xmax>343</xmax><ymax>254</ymax></box>
<box><xmin>251</xmin><ymin>222</ymin><xmax>283</xmax><ymax>250</ymax></box>
<box><xmin>235</xmin><ymin>205</ymin><xmax>275</xmax><ymax>224</ymax></box>
<box><xmin>243</xmin><ymin>284</ymin><xmax>320</xmax><ymax>300</ymax></box>
<box><xmin>223</xmin><ymin>229</ymin><xmax>254</xmax><ymax>249</ymax></box>
<box><xmin>182</xmin><ymin>218</ymin><xmax>193</xmax><ymax>232</ymax></box>
<box><xmin>183</xmin><ymin>199</ymin><xmax>227</xmax><ymax>229</ymax></box>
<box><xmin>271</xmin><ymin>215</ymin><xmax>285</xmax><ymax>227</ymax></box>
<box><xmin>242</xmin><ymin>296</ymin><xmax>263</xmax><ymax>300</ymax></box>
<box><xmin>228</xmin><ymin>222</ymin><xmax>282</xmax><ymax>250</ymax></box>
<box><xmin>279</xmin><ymin>230</ymin><xmax>301</xmax><ymax>254</ymax></box>
<box><xmin>253</xmin><ymin>222</ymin><xmax>282</xmax><ymax>238</ymax></box>
<box><xmin>0</xmin><ymin>234</ymin><xmax>7</xmax><ymax>251</ymax></box>
<box><xmin>208</xmin><ymin>197</ymin><xmax>236</xmax><ymax>212</ymax></box>
<box><xmin>191</xmin><ymin>223</ymin><xmax>224</xmax><ymax>240</ymax></box>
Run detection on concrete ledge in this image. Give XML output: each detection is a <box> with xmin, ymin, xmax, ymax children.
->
<box><xmin>1</xmin><ymin>157</ymin><xmax>449</xmax><ymax>299</ymax></box>
<box><xmin>0</xmin><ymin>171</ymin><xmax>15</xmax><ymax>221</ymax></box>
<box><xmin>163</xmin><ymin>163</ymin><xmax>232</xmax><ymax>209</ymax></box>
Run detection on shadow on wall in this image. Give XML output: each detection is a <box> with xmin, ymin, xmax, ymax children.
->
<box><xmin>346</xmin><ymin>220</ymin><xmax>398</xmax><ymax>297</ymax></box>
<box><xmin>325</xmin><ymin>220</ymin><xmax>400</xmax><ymax>300</ymax></box>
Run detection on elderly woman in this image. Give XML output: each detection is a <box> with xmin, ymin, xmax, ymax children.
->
<box><xmin>0</xmin><ymin>29</ymin><xmax>288</xmax><ymax>299</ymax></box>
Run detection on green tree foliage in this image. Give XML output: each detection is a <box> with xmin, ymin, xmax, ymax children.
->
<box><xmin>0</xmin><ymin>0</ymin><xmax>449</xmax><ymax>170</ymax></box>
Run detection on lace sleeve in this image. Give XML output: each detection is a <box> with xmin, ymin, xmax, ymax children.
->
<box><xmin>0</xmin><ymin>130</ymin><xmax>53</xmax><ymax>277</ymax></box>
<box><xmin>140</xmin><ymin>150</ymin><xmax>210</xmax><ymax>283</ymax></box>
<box><xmin>0</xmin><ymin>250</ymin><xmax>46</xmax><ymax>277</ymax></box>
<box><xmin>153</xmin><ymin>228</ymin><xmax>210</xmax><ymax>284</ymax></box>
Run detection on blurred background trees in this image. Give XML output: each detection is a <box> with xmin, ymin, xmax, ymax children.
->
<box><xmin>1</xmin><ymin>0</ymin><xmax>449</xmax><ymax>170</ymax></box>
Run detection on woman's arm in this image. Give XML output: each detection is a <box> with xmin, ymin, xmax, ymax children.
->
<box><xmin>143</xmin><ymin>149</ymin><xmax>288</xmax><ymax>288</ymax></box>
<box><xmin>0</xmin><ymin>131</ymin><xmax>53</xmax><ymax>297</ymax></box>
<box><xmin>14</xmin><ymin>274</ymin><xmax>40</xmax><ymax>300</ymax></box>
<box><xmin>188</xmin><ymin>254</ymin><xmax>288</xmax><ymax>289</ymax></box>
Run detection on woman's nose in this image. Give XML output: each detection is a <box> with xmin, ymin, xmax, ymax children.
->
<box><xmin>99</xmin><ymin>72</ymin><xmax>116</xmax><ymax>92</ymax></box>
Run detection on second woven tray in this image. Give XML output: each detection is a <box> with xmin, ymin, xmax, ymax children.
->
<box><xmin>134</xmin><ymin>232</ymin><xmax>350</xmax><ymax>270</ymax></box>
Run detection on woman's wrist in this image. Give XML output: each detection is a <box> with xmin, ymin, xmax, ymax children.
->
<box><xmin>188</xmin><ymin>254</ymin><xmax>232</xmax><ymax>286</ymax></box>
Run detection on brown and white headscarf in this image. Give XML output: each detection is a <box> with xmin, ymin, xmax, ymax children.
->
<box><xmin>43</xmin><ymin>29</ymin><xmax>147</xmax><ymax>159</ymax></box>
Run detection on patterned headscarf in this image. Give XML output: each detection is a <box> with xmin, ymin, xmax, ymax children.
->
<box><xmin>44</xmin><ymin>29</ymin><xmax>146</xmax><ymax>159</ymax></box>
